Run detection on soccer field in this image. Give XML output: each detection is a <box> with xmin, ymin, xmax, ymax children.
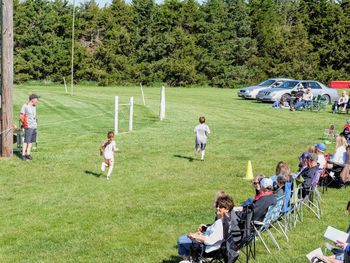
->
<box><xmin>1</xmin><ymin>84</ymin><xmax>349</xmax><ymax>262</ymax></box>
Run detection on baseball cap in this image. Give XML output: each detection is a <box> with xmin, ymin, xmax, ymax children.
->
<box><xmin>29</xmin><ymin>94</ymin><xmax>40</xmax><ymax>100</ymax></box>
<box><xmin>315</xmin><ymin>143</ymin><xmax>326</xmax><ymax>152</ymax></box>
<box><xmin>260</xmin><ymin>178</ymin><xmax>273</xmax><ymax>189</ymax></box>
<box><xmin>299</xmin><ymin>152</ymin><xmax>310</xmax><ymax>161</ymax></box>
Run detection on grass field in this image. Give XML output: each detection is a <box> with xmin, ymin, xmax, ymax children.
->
<box><xmin>0</xmin><ymin>84</ymin><xmax>349</xmax><ymax>263</ymax></box>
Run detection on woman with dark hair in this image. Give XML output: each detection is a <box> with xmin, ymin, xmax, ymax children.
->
<box><xmin>177</xmin><ymin>194</ymin><xmax>234</xmax><ymax>263</ymax></box>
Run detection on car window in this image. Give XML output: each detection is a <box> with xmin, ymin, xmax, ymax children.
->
<box><xmin>279</xmin><ymin>81</ymin><xmax>299</xmax><ymax>89</ymax></box>
<box><xmin>258</xmin><ymin>79</ymin><xmax>275</xmax><ymax>86</ymax></box>
<box><xmin>308</xmin><ymin>82</ymin><xmax>322</xmax><ymax>89</ymax></box>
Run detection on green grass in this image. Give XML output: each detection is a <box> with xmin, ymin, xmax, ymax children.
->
<box><xmin>0</xmin><ymin>85</ymin><xmax>349</xmax><ymax>262</ymax></box>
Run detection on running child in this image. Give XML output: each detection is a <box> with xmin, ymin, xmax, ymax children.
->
<box><xmin>100</xmin><ymin>131</ymin><xmax>118</xmax><ymax>180</ymax></box>
<box><xmin>194</xmin><ymin>116</ymin><xmax>211</xmax><ymax>161</ymax></box>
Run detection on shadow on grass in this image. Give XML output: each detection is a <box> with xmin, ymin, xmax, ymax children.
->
<box><xmin>161</xmin><ymin>255</ymin><xmax>183</xmax><ymax>263</ymax></box>
<box><xmin>13</xmin><ymin>150</ymin><xmax>23</xmax><ymax>159</ymax></box>
<box><xmin>174</xmin><ymin>154</ymin><xmax>197</xmax><ymax>162</ymax></box>
<box><xmin>85</xmin><ymin>170</ymin><xmax>102</xmax><ymax>177</ymax></box>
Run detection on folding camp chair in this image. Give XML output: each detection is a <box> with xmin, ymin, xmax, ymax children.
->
<box><xmin>192</xmin><ymin>214</ymin><xmax>239</xmax><ymax>263</ymax></box>
<box><xmin>277</xmin><ymin>181</ymin><xmax>293</xmax><ymax>241</ymax></box>
<box><xmin>253</xmin><ymin>196</ymin><xmax>284</xmax><ymax>254</ymax></box>
<box><xmin>290</xmin><ymin>179</ymin><xmax>304</xmax><ymax>228</ymax></box>
<box><xmin>309</xmin><ymin>95</ymin><xmax>327</xmax><ymax>111</ymax></box>
<box><xmin>302</xmin><ymin>185</ymin><xmax>322</xmax><ymax>219</ymax></box>
<box><xmin>235</xmin><ymin>207</ymin><xmax>256</xmax><ymax>263</ymax></box>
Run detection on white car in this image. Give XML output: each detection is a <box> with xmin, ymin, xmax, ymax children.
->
<box><xmin>256</xmin><ymin>80</ymin><xmax>339</xmax><ymax>104</ymax></box>
<box><xmin>237</xmin><ymin>78</ymin><xmax>292</xmax><ymax>99</ymax></box>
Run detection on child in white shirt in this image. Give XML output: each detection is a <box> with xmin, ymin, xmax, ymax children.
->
<box><xmin>194</xmin><ymin>116</ymin><xmax>211</xmax><ymax>161</ymax></box>
<box><xmin>100</xmin><ymin>131</ymin><xmax>118</xmax><ymax>180</ymax></box>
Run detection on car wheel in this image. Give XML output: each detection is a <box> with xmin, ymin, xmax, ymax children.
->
<box><xmin>322</xmin><ymin>94</ymin><xmax>331</xmax><ymax>105</ymax></box>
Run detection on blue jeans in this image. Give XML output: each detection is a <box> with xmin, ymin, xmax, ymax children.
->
<box><xmin>295</xmin><ymin>100</ymin><xmax>313</xmax><ymax>110</ymax></box>
<box><xmin>178</xmin><ymin>235</ymin><xmax>193</xmax><ymax>257</ymax></box>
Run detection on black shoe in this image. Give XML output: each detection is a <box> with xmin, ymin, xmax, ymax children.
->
<box><xmin>25</xmin><ymin>155</ymin><xmax>33</xmax><ymax>160</ymax></box>
<box><xmin>21</xmin><ymin>155</ymin><xmax>28</xmax><ymax>161</ymax></box>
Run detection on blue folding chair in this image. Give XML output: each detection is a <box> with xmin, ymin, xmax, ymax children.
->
<box><xmin>277</xmin><ymin>181</ymin><xmax>292</xmax><ymax>241</ymax></box>
<box><xmin>253</xmin><ymin>196</ymin><xmax>284</xmax><ymax>254</ymax></box>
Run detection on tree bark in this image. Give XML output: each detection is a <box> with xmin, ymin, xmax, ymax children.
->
<box><xmin>1</xmin><ymin>0</ymin><xmax>14</xmax><ymax>157</ymax></box>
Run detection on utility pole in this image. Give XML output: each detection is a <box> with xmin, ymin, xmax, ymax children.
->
<box><xmin>70</xmin><ymin>0</ymin><xmax>75</xmax><ymax>96</ymax></box>
<box><xmin>1</xmin><ymin>0</ymin><xmax>14</xmax><ymax>157</ymax></box>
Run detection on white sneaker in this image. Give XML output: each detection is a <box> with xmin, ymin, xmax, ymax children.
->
<box><xmin>106</xmin><ymin>176</ymin><xmax>110</xmax><ymax>180</ymax></box>
<box><xmin>101</xmin><ymin>163</ymin><xmax>106</xmax><ymax>172</ymax></box>
<box><xmin>179</xmin><ymin>260</ymin><xmax>191</xmax><ymax>263</ymax></box>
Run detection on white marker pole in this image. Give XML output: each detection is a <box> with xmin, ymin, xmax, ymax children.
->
<box><xmin>140</xmin><ymin>83</ymin><xmax>146</xmax><ymax>106</ymax></box>
<box><xmin>114</xmin><ymin>96</ymin><xmax>119</xmax><ymax>134</ymax></box>
<box><xmin>63</xmin><ymin>77</ymin><xmax>68</xmax><ymax>94</ymax></box>
<box><xmin>129</xmin><ymin>96</ymin><xmax>134</xmax><ymax>132</ymax></box>
<box><xmin>160</xmin><ymin>86</ymin><xmax>165</xmax><ymax>120</ymax></box>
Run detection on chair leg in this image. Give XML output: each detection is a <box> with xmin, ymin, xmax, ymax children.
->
<box><xmin>277</xmin><ymin>220</ymin><xmax>289</xmax><ymax>242</ymax></box>
<box><xmin>266</xmin><ymin>228</ymin><xmax>280</xmax><ymax>250</ymax></box>
<box><xmin>255</xmin><ymin>229</ymin><xmax>272</xmax><ymax>255</ymax></box>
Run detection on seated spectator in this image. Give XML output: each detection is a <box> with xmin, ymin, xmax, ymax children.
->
<box><xmin>340</xmin><ymin>127</ymin><xmax>350</xmax><ymax>146</ymax></box>
<box><xmin>235</xmin><ymin>177</ymin><xmax>277</xmax><ymax>222</ymax></box>
<box><xmin>235</xmin><ymin>175</ymin><xmax>264</xmax><ymax>209</ymax></box>
<box><xmin>308</xmin><ymin>144</ymin><xmax>317</xmax><ymax>154</ymax></box>
<box><xmin>295</xmin><ymin>88</ymin><xmax>313</xmax><ymax>110</ymax></box>
<box><xmin>272</xmin><ymin>97</ymin><xmax>290</xmax><ymax>109</ymax></box>
<box><xmin>250</xmin><ymin>178</ymin><xmax>277</xmax><ymax>222</ymax></box>
<box><xmin>312</xmin><ymin>201</ymin><xmax>350</xmax><ymax>263</ymax></box>
<box><xmin>344</xmin><ymin>120</ymin><xmax>350</xmax><ymax>132</ymax></box>
<box><xmin>337</xmin><ymin>145</ymin><xmax>350</xmax><ymax>188</ymax></box>
<box><xmin>329</xmin><ymin>135</ymin><xmax>347</xmax><ymax>166</ymax></box>
<box><xmin>290</xmin><ymin>84</ymin><xmax>305</xmax><ymax>111</ymax></box>
<box><xmin>324</xmin><ymin>124</ymin><xmax>336</xmax><ymax>141</ymax></box>
<box><xmin>271</xmin><ymin>161</ymin><xmax>291</xmax><ymax>191</ymax></box>
<box><xmin>332</xmin><ymin>91</ymin><xmax>349</xmax><ymax>113</ymax></box>
<box><xmin>177</xmin><ymin>194</ymin><xmax>234</xmax><ymax>262</ymax></box>
<box><xmin>299</xmin><ymin>153</ymin><xmax>320</xmax><ymax>197</ymax></box>
<box><xmin>295</xmin><ymin>152</ymin><xmax>310</xmax><ymax>182</ymax></box>
<box><xmin>315</xmin><ymin>143</ymin><xmax>329</xmax><ymax>170</ymax></box>
<box><xmin>274</xmin><ymin>174</ymin><xmax>288</xmax><ymax>197</ymax></box>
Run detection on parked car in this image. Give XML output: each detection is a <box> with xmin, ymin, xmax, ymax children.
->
<box><xmin>237</xmin><ymin>78</ymin><xmax>292</xmax><ymax>99</ymax></box>
<box><xmin>256</xmin><ymin>80</ymin><xmax>339</xmax><ymax>104</ymax></box>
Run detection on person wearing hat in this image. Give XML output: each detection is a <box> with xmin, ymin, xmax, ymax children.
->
<box><xmin>251</xmin><ymin>177</ymin><xmax>277</xmax><ymax>221</ymax></box>
<box><xmin>315</xmin><ymin>143</ymin><xmax>328</xmax><ymax>170</ymax></box>
<box><xmin>20</xmin><ymin>94</ymin><xmax>40</xmax><ymax>161</ymax></box>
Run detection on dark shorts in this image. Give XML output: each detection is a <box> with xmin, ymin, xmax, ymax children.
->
<box><xmin>196</xmin><ymin>141</ymin><xmax>206</xmax><ymax>151</ymax></box>
<box><xmin>24</xmin><ymin>128</ymin><xmax>37</xmax><ymax>143</ymax></box>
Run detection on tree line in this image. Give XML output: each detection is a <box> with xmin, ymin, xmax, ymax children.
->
<box><xmin>14</xmin><ymin>0</ymin><xmax>350</xmax><ymax>87</ymax></box>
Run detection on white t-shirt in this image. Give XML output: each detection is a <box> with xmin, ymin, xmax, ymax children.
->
<box><xmin>317</xmin><ymin>154</ymin><xmax>327</xmax><ymax>169</ymax></box>
<box><xmin>194</xmin><ymin>123</ymin><xmax>211</xmax><ymax>144</ymax></box>
<box><xmin>103</xmin><ymin>140</ymin><xmax>116</xmax><ymax>160</ymax></box>
<box><xmin>20</xmin><ymin>103</ymin><xmax>37</xmax><ymax>129</ymax></box>
<box><xmin>203</xmin><ymin>218</ymin><xmax>223</xmax><ymax>253</ymax></box>
<box><xmin>331</xmin><ymin>146</ymin><xmax>347</xmax><ymax>165</ymax></box>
